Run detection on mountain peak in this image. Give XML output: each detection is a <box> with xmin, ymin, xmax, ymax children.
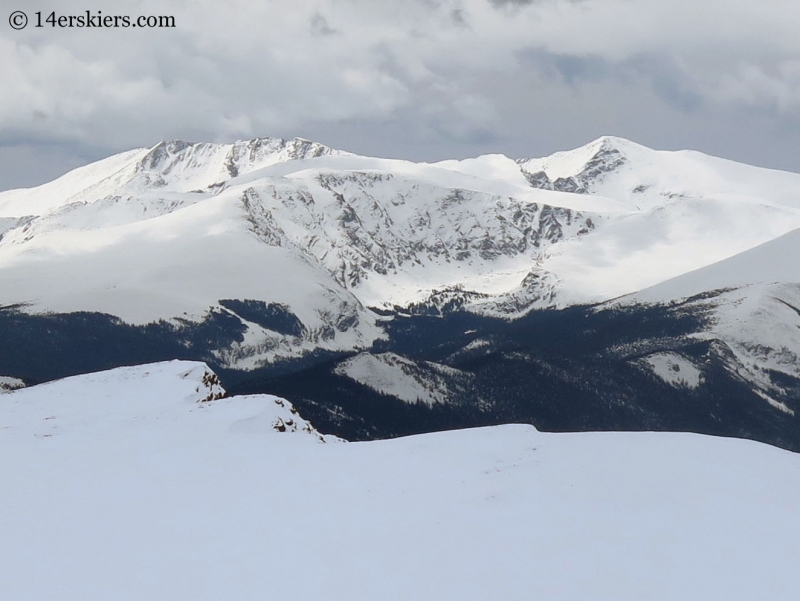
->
<box><xmin>516</xmin><ymin>135</ymin><xmax>636</xmax><ymax>194</ymax></box>
<box><xmin>130</xmin><ymin>135</ymin><xmax>347</xmax><ymax>191</ymax></box>
<box><xmin>587</xmin><ymin>134</ymin><xmax>640</xmax><ymax>151</ymax></box>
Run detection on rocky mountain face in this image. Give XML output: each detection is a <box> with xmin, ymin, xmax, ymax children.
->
<box><xmin>1</xmin><ymin>135</ymin><xmax>799</xmax><ymax>449</ymax></box>
<box><xmin>518</xmin><ymin>138</ymin><xmax>628</xmax><ymax>194</ymax></box>
<box><xmin>242</xmin><ymin>172</ymin><xmax>594</xmax><ymax>309</ymax></box>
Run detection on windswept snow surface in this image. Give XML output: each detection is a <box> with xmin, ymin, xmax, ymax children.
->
<box><xmin>2</xmin><ymin>362</ymin><xmax>800</xmax><ymax>600</ymax></box>
<box><xmin>631</xmin><ymin>227</ymin><xmax>800</xmax><ymax>303</ymax></box>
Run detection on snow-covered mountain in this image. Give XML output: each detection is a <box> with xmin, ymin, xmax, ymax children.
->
<box><xmin>434</xmin><ymin>136</ymin><xmax>800</xmax><ymax>303</ymax></box>
<box><xmin>0</xmin><ymin>138</ymin><xmax>604</xmax><ymax>324</ymax></box>
<box><xmin>0</xmin><ymin>137</ymin><xmax>385</xmax><ymax>367</ymax></box>
<box><xmin>3</xmin><ymin>361</ymin><xmax>799</xmax><ymax>600</ymax></box>
<box><xmin>2</xmin><ymin>135</ymin><xmax>799</xmax><ymax>448</ymax></box>
<box><xmin>2</xmin><ymin>135</ymin><xmax>799</xmax><ymax>359</ymax></box>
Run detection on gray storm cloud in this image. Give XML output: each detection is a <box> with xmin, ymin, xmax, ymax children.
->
<box><xmin>1</xmin><ymin>0</ymin><xmax>799</xmax><ymax>189</ymax></box>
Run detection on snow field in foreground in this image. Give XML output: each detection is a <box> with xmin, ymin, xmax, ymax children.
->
<box><xmin>2</xmin><ymin>360</ymin><xmax>800</xmax><ymax>600</ymax></box>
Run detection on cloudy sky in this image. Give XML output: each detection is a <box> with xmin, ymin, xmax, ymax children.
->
<box><xmin>2</xmin><ymin>0</ymin><xmax>799</xmax><ymax>190</ymax></box>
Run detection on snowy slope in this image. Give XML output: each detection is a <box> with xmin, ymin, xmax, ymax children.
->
<box><xmin>516</xmin><ymin>137</ymin><xmax>800</xmax><ymax>304</ymax></box>
<box><xmin>632</xmin><ymin>227</ymin><xmax>800</xmax><ymax>303</ymax></box>
<box><xmin>611</xmin><ymin>229</ymin><xmax>800</xmax><ymax>398</ymax></box>
<box><xmin>0</xmin><ymin>148</ymin><xmax>151</xmax><ymax>218</ymax></box>
<box><xmin>334</xmin><ymin>351</ymin><xmax>477</xmax><ymax>406</ymax></box>
<box><xmin>639</xmin><ymin>351</ymin><xmax>704</xmax><ymax>389</ymax></box>
<box><xmin>0</xmin><ymin>360</ymin><xmax>335</xmax><ymax>442</ymax></box>
<box><xmin>2</xmin><ymin>362</ymin><xmax>800</xmax><ymax>600</ymax></box>
<box><xmin>0</xmin><ymin>189</ymin><xmax>383</xmax><ymax>358</ymax></box>
<box><xmin>642</xmin><ymin>282</ymin><xmax>800</xmax><ymax>404</ymax></box>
